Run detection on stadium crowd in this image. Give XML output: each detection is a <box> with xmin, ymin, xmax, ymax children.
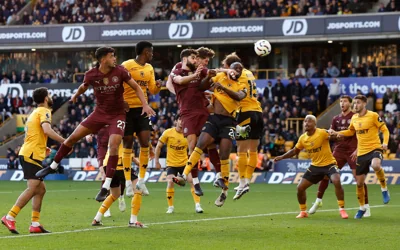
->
<box><xmin>1</xmin><ymin>0</ymin><xmax>142</xmax><ymax>25</ymax></box>
<box><xmin>144</xmin><ymin>0</ymin><xmax>379</xmax><ymax>21</ymax></box>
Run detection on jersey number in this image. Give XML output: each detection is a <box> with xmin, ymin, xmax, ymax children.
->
<box><xmin>229</xmin><ymin>128</ymin><xmax>235</xmax><ymax>140</ymax></box>
<box><xmin>117</xmin><ymin>120</ymin><xmax>126</xmax><ymax>131</ymax></box>
<box><xmin>247</xmin><ymin>80</ymin><xmax>258</xmax><ymax>98</ymax></box>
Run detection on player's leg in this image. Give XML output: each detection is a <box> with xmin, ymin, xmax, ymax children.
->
<box><xmin>215</xmin><ymin>138</ymin><xmax>233</xmax><ymax>207</ymax></box>
<box><xmin>329</xmin><ymin>169</ymin><xmax>348</xmax><ymax>219</ymax></box>
<box><xmin>30</xmin><ymin>181</ymin><xmax>51</xmax><ymax>233</ymax></box>
<box><xmin>36</xmin><ymin>123</ymin><xmax>95</xmax><ymax>178</ymax></box>
<box><xmin>166</xmin><ymin>168</ymin><xmax>177</xmax><ymax>213</ymax></box>
<box><xmin>207</xmin><ymin>144</ymin><xmax>222</xmax><ymax>187</ymax></box>
<box><xmin>136</xmin><ymin>129</ymin><xmax>151</xmax><ymax>196</ymax></box>
<box><xmin>245</xmin><ymin>139</ymin><xmax>260</xmax><ymax>184</ymax></box>
<box><xmin>122</xmin><ymin>109</ymin><xmax>136</xmax><ymax>197</ymax></box>
<box><xmin>296</xmin><ymin>178</ymin><xmax>314</xmax><ymax>218</ymax></box>
<box><xmin>119</xmin><ymin>179</ymin><xmax>126</xmax><ymax>212</ymax></box>
<box><xmin>187</xmin><ymin>134</ymin><xmax>203</xmax><ymax>196</ymax></box>
<box><xmin>236</xmin><ymin>140</ymin><xmax>249</xmax><ymax>189</ymax></box>
<box><xmin>129</xmin><ymin>172</ymin><xmax>147</xmax><ymax>228</ymax></box>
<box><xmin>348</xmin><ymin>155</ymin><xmax>370</xmax><ymax>217</ymax></box>
<box><xmin>370</xmin><ymin>152</ymin><xmax>390</xmax><ymax>204</ymax></box>
<box><xmin>93</xmin><ymin>186</ymin><xmax>121</xmax><ymax>225</ymax></box>
<box><xmin>186</xmin><ymin>173</ymin><xmax>203</xmax><ymax>213</ymax></box>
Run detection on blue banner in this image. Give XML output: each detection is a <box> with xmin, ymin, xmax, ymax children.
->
<box><xmin>256</xmin><ymin>76</ymin><xmax>400</xmax><ymax>98</ymax></box>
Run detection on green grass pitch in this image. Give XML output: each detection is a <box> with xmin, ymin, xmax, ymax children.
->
<box><xmin>0</xmin><ymin>181</ymin><xmax>399</xmax><ymax>250</ymax></box>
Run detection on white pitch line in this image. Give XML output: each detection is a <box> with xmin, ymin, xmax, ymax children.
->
<box><xmin>0</xmin><ymin>205</ymin><xmax>394</xmax><ymax>239</ymax></box>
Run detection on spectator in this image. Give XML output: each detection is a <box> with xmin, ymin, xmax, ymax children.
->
<box><xmin>7</xmin><ymin>155</ymin><xmax>19</xmax><ymax>169</ymax></box>
<box><xmin>263</xmin><ymin>81</ymin><xmax>274</xmax><ymax>103</ymax></box>
<box><xmin>272</xmin><ymin>79</ymin><xmax>285</xmax><ymax>102</ymax></box>
<box><xmin>385</xmin><ymin>99</ymin><xmax>398</xmax><ymax>113</ymax></box>
<box><xmin>1</xmin><ymin>74</ymin><xmax>10</xmax><ymax>84</ymax></box>
<box><xmin>306</xmin><ymin>63</ymin><xmax>316</xmax><ymax>79</ymax></box>
<box><xmin>317</xmin><ymin>79</ymin><xmax>329</xmax><ymax>112</ymax></box>
<box><xmin>295</xmin><ymin>64</ymin><xmax>306</xmax><ymax>78</ymax></box>
<box><xmin>328</xmin><ymin>78</ymin><xmax>341</xmax><ymax>104</ymax></box>
<box><xmin>366</xmin><ymin>88</ymin><xmax>377</xmax><ymax>111</ymax></box>
<box><xmin>327</xmin><ymin>61</ymin><xmax>340</xmax><ymax>77</ymax></box>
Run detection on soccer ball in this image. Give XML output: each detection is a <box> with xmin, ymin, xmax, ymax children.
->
<box><xmin>254</xmin><ymin>40</ymin><xmax>272</xmax><ymax>57</ymax></box>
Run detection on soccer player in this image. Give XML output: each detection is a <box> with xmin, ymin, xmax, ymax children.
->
<box><xmin>309</xmin><ymin>95</ymin><xmax>370</xmax><ymax>216</ymax></box>
<box><xmin>170</xmin><ymin>48</ymin><xmax>218</xmax><ymax>196</ymax></box>
<box><xmin>329</xmin><ymin>95</ymin><xmax>390</xmax><ymax>219</ymax></box>
<box><xmin>36</xmin><ymin>47</ymin><xmax>155</xmax><ymax>202</ymax></box>
<box><xmin>1</xmin><ymin>87</ymin><xmax>65</xmax><ymax>234</ymax></box>
<box><xmin>154</xmin><ymin>114</ymin><xmax>203</xmax><ymax>214</ymax></box>
<box><xmin>274</xmin><ymin>115</ymin><xmax>348</xmax><ymax>219</ymax></box>
<box><xmin>217</xmin><ymin>52</ymin><xmax>263</xmax><ymax>200</ymax></box>
<box><xmin>92</xmin><ymin>142</ymin><xmax>146</xmax><ymax>228</ymax></box>
<box><xmin>121</xmin><ymin>41</ymin><xmax>161</xmax><ymax>197</ymax></box>
<box><xmin>174</xmin><ymin>62</ymin><xmax>247</xmax><ymax>207</ymax></box>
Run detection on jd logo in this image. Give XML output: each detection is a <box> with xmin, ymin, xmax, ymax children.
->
<box><xmin>0</xmin><ymin>83</ymin><xmax>24</xmax><ymax>98</ymax></box>
<box><xmin>62</xmin><ymin>26</ymin><xmax>85</xmax><ymax>42</ymax></box>
<box><xmin>282</xmin><ymin>19</ymin><xmax>308</xmax><ymax>36</ymax></box>
<box><xmin>168</xmin><ymin>23</ymin><xmax>193</xmax><ymax>39</ymax></box>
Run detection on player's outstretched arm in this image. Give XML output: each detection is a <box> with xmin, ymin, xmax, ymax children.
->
<box><xmin>274</xmin><ymin>147</ymin><xmax>301</xmax><ymax>162</ymax></box>
<box><xmin>71</xmin><ymin>83</ymin><xmax>89</xmax><ymax>103</ymax></box>
<box><xmin>166</xmin><ymin>76</ymin><xmax>176</xmax><ymax>94</ymax></box>
<box><xmin>338</xmin><ymin>129</ymin><xmax>355</xmax><ymax>137</ymax></box>
<box><xmin>154</xmin><ymin>141</ymin><xmax>164</xmax><ymax>170</ymax></box>
<box><xmin>198</xmin><ymin>69</ymin><xmax>217</xmax><ymax>91</ymax></box>
<box><xmin>173</xmin><ymin>65</ymin><xmax>203</xmax><ymax>85</ymax></box>
<box><xmin>380</xmin><ymin>124</ymin><xmax>390</xmax><ymax>150</ymax></box>
<box><xmin>42</xmin><ymin>123</ymin><xmax>65</xmax><ymax>143</ymax></box>
<box><xmin>125</xmin><ymin>79</ymin><xmax>156</xmax><ymax>116</ymax></box>
<box><xmin>213</xmin><ymin>82</ymin><xmax>246</xmax><ymax>101</ymax></box>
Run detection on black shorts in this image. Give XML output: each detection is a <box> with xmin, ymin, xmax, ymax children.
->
<box><xmin>19</xmin><ymin>155</ymin><xmax>43</xmax><ymax>181</ymax></box>
<box><xmin>166</xmin><ymin>166</ymin><xmax>185</xmax><ymax>176</ymax></box>
<box><xmin>124</xmin><ymin>108</ymin><xmax>152</xmax><ymax>136</ymax></box>
<box><xmin>356</xmin><ymin>149</ymin><xmax>383</xmax><ymax>176</ymax></box>
<box><xmin>202</xmin><ymin>114</ymin><xmax>236</xmax><ymax>141</ymax></box>
<box><xmin>302</xmin><ymin>164</ymin><xmax>339</xmax><ymax>184</ymax></box>
<box><xmin>110</xmin><ymin>168</ymin><xmax>138</xmax><ymax>188</ymax></box>
<box><xmin>236</xmin><ymin>111</ymin><xmax>263</xmax><ymax>140</ymax></box>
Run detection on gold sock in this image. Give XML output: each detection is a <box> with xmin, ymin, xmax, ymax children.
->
<box><xmin>99</xmin><ymin>195</ymin><xmax>117</xmax><ymax>214</ymax></box>
<box><xmin>8</xmin><ymin>205</ymin><xmax>21</xmax><ymax>219</ymax></box>
<box><xmin>166</xmin><ymin>188</ymin><xmax>174</xmax><ymax>207</ymax></box>
<box><xmin>375</xmin><ymin>167</ymin><xmax>387</xmax><ymax>189</ymax></box>
<box><xmin>122</xmin><ymin>148</ymin><xmax>132</xmax><ymax>181</ymax></box>
<box><xmin>31</xmin><ymin>211</ymin><xmax>40</xmax><ymax>223</ymax></box>
<box><xmin>183</xmin><ymin>147</ymin><xmax>203</xmax><ymax>176</ymax></box>
<box><xmin>139</xmin><ymin>147</ymin><xmax>149</xmax><ymax>179</ymax></box>
<box><xmin>245</xmin><ymin>152</ymin><xmax>258</xmax><ymax>180</ymax></box>
<box><xmin>356</xmin><ymin>185</ymin><xmax>365</xmax><ymax>207</ymax></box>
<box><xmin>337</xmin><ymin>200</ymin><xmax>345</xmax><ymax>209</ymax></box>
<box><xmin>299</xmin><ymin>204</ymin><xmax>307</xmax><ymax>211</ymax></box>
<box><xmin>237</xmin><ymin>152</ymin><xmax>247</xmax><ymax>179</ymax></box>
<box><xmin>221</xmin><ymin>159</ymin><xmax>230</xmax><ymax>188</ymax></box>
<box><xmin>131</xmin><ymin>191</ymin><xmax>142</xmax><ymax>216</ymax></box>
<box><xmin>191</xmin><ymin>187</ymin><xmax>200</xmax><ymax>204</ymax></box>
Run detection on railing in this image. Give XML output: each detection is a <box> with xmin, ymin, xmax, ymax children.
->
<box><xmin>378</xmin><ymin>66</ymin><xmax>400</xmax><ymax>76</ymax></box>
<box><xmin>255</xmin><ymin>69</ymin><xmax>288</xmax><ymax>80</ymax></box>
<box><xmin>285</xmin><ymin>118</ymin><xmax>304</xmax><ymax>136</ymax></box>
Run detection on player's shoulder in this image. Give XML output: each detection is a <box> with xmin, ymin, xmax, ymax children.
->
<box><xmin>121</xmin><ymin>59</ymin><xmax>135</xmax><ymax>67</ymax></box>
<box><xmin>215</xmin><ymin>72</ymin><xmax>227</xmax><ymax>80</ymax></box>
<box><xmin>115</xmin><ymin>64</ymin><xmax>128</xmax><ymax>72</ymax></box>
<box><xmin>367</xmin><ymin>110</ymin><xmax>379</xmax><ymax>118</ymax></box>
<box><xmin>317</xmin><ymin>128</ymin><xmax>329</xmax><ymax>135</ymax></box>
<box><xmin>243</xmin><ymin>68</ymin><xmax>255</xmax><ymax>78</ymax></box>
<box><xmin>144</xmin><ymin>63</ymin><xmax>154</xmax><ymax>71</ymax></box>
<box><xmin>175</xmin><ymin>62</ymin><xmax>182</xmax><ymax>69</ymax></box>
<box><xmin>85</xmin><ymin>67</ymin><xmax>98</xmax><ymax>76</ymax></box>
<box><xmin>163</xmin><ymin>128</ymin><xmax>174</xmax><ymax>135</ymax></box>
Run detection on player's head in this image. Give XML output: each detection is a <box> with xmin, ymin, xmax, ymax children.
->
<box><xmin>222</xmin><ymin>52</ymin><xmax>241</xmax><ymax>69</ymax></box>
<box><xmin>33</xmin><ymin>87</ymin><xmax>52</xmax><ymax>108</ymax></box>
<box><xmin>95</xmin><ymin>47</ymin><xmax>116</xmax><ymax>68</ymax></box>
<box><xmin>303</xmin><ymin>115</ymin><xmax>317</xmax><ymax>132</ymax></box>
<box><xmin>353</xmin><ymin>95</ymin><xmax>368</xmax><ymax>113</ymax></box>
<box><xmin>136</xmin><ymin>41</ymin><xmax>153</xmax><ymax>62</ymax></box>
<box><xmin>339</xmin><ymin>95</ymin><xmax>352</xmax><ymax>113</ymax></box>
<box><xmin>175</xmin><ymin>113</ymin><xmax>182</xmax><ymax>130</ymax></box>
<box><xmin>180</xmin><ymin>48</ymin><xmax>198</xmax><ymax>71</ymax></box>
<box><xmin>196</xmin><ymin>47</ymin><xmax>215</xmax><ymax>66</ymax></box>
<box><xmin>230</xmin><ymin>62</ymin><xmax>243</xmax><ymax>81</ymax></box>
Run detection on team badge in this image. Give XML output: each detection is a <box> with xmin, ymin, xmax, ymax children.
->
<box><xmin>112</xmin><ymin>76</ymin><xmax>119</xmax><ymax>83</ymax></box>
<box><xmin>347</xmin><ymin>119</ymin><xmax>351</xmax><ymax>124</ymax></box>
<box><xmin>310</xmin><ymin>141</ymin><xmax>314</xmax><ymax>147</ymax></box>
<box><xmin>378</xmin><ymin>117</ymin><xmax>382</xmax><ymax>122</ymax></box>
<box><xmin>140</xmin><ymin>71</ymin><xmax>145</xmax><ymax>77</ymax></box>
<box><xmin>177</xmin><ymin>139</ymin><xmax>181</xmax><ymax>144</ymax></box>
<box><xmin>358</xmin><ymin>122</ymin><xmax>362</xmax><ymax>128</ymax></box>
<box><xmin>103</xmin><ymin>78</ymin><xmax>109</xmax><ymax>85</ymax></box>
<box><xmin>184</xmin><ymin>128</ymin><xmax>188</xmax><ymax>134</ymax></box>
<box><xmin>202</xmin><ymin>126</ymin><xmax>206</xmax><ymax>131</ymax></box>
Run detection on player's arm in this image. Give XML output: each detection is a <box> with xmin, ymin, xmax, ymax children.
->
<box><xmin>274</xmin><ymin>147</ymin><xmax>301</xmax><ymax>162</ymax></box>
<box><xmin>154</xmin><ymin>140</ymin><xmax>165</xmax><ymax>170</ymax></box>
<box><xmin>125</xmin><ymin>78</ymin><xmax>156</xmax><ymax>116</ymax></box>
<box><xmin>198</xmin><ymin>69</ymin><xmax>217</xmax><ymax>91</ymax></box>
<box><xmin>213</xmin><ymin>82</ymin><xmax>246</xmax><ymax>101</ymax></box>
<box><xmin>375</xmin><ymin>115</ymin><xmax>390</xmax><ymax>149</ymax></box>
<box><xmin>173</xmin><ymin>65</ymin><xmax>203</xmax><ymax>85</ymax></box>
<box><xmin>71</xmin><ymin>83</ymin><xmax>89</xmax><ymax>103</ymax></box>
<box><xmin>166</xmin><ymin>75</ymin><xmax>176</xmax><ymax>94</ymax></box>
<box><xmin>216</xmin><ymin>68</ymin><xmax>237</xmax><ymax>80</ymax></box>
<box><xmin>42</xmin><ymin>123</ymin><xmax>65</xmax><ymax>143</ymax></box>
<box><xmin>148</xmin><ymin>68</ymin><xmax>162</xmax><ymax>95</ymax></box>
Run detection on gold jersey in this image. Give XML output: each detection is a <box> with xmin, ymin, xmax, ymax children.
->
<box><xmin>122</xmin><ymin>59</ymin><xmax>160</xmax><ymax>108</ymax></box>
<box><xmin>19</xmin><ymin>107</ymin><xmax>52</xmax><ymax>162</ymax></box>
<box><xmin>159</xmin><ymin>128</ymin><xmax>188</xmax><ymax>167</ymax></box>
<box><xmin>238</xmin><ymin>69</ymin><xmax>262</xmax><ymax>113</ymax></box>
<box><xmin>295</xmin><ymin>128</ymin><xmax>337</xmax><ymax>167</ymax></box>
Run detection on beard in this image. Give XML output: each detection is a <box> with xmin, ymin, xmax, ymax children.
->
<box><xmin>187</xmin><ymin>61</ymin><xmax>196</xmax><ymax>71</ymax></box>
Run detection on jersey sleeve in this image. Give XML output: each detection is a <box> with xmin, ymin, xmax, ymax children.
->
<box><xmin>171</xmin><ymin>68</ymin><xmax>182</xmax><ymax>78</ymax></box>
<box><xmin>373</xmin><ymin>112</ymin><xmax>386</xmax><ymax>129</ymax></box>
<box><xmin>330</xmin><ymin>116</ymin><xmax>337</xmax><ymax>130</ymax></box>
<box><xmin>147</xmin><ymin>66</ymin><xmax>160</xmax><ymax>95</ymax></box>
<box><xmin>212</xmin><ymin>72</ymin><xmax>224</xmax><ymax>83</ymax></box>
<box><xmin>159</xmin><ymin>130</ymin><xmax>169</xmax><ymax>144</ymax></box>
<box><xmin>82</xmin><ymin>71</ymin><xmax>91</xmax><ymax>87</ymax></box>
<box><xmin>39</xmin><ymin>108</ymin><xmax>52</xmax><ymax>125</ymax></box>
<box><xmin>295</xmin><ymin>135</ymin><xmax>304</xmax><ymax>150</ymax></box>
<box><xmin>322</xmin><ymin>129</ymin><xmax>330</xmax><ymax>140</ymax></box>
<box><xmin>120</xmin><ymin>66</ymin><xmax>132</xmax><ymax>83</ymax></box>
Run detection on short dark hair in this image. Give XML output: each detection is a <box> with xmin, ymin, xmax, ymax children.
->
<box><xmin>136</xmin><ymin>41</ymin><xmax>153</xmax><ymax>55</ymax></box>
<box><xmin>222</xmin><ymin>52</ymin><xmax>241</xmax><ymax>67</ymax></box>
<box><xmin>180</xmin><ymin>49</ymin><xmax>198</xmax><ymax>60</ymax></box>
<box><xmin>340</xmin><ymin>95</ymin><xmax>352</xmax><ymax>103</ymax></box>
<box><xmin>354</xmin><ymin>95</ymin><xmax>367</xmax><ymax>103</ymax></box>
<box><xmin>95</xmin><ymin>47</ymin><xmax>115</xmax><ymax>61</ymax></box>
<box><xmin>33</xmin><ymin>87</ymin><xmax>48</xmax><ymax>104</ymax></box>
<box><xmin>196</xmin><ymin>47</ymin><xmax>215</xmax><ymax>59</ymax></box>
<box><xmin>175</xmin><ymin>113</ymin><xmax>181</xmax><ymax>120</ymax></box>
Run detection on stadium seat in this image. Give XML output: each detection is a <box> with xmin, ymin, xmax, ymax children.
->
<box><xmin>376</xmin><ymin>98</ymin><xmax>383</xmax><ymax>111</ymax></box>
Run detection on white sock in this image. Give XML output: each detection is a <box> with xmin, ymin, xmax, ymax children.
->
<box><xmin>138</xmin><ymin>178</ymin><xmax>144</xmax><ymax>184</ymax></box>
<box><xmin>360</xmin><ymin>205</ymin><xmax>366</xmax><ymax>211</ymax></box>
<box><xmin>94</xmin><ymin>212</ymin><xmax>103</xmax><ymax>221</ymax></box>
<box><xmin>31</xmin><ymin>221</ymin><xmax>40</xmax><ymax>227</ymax></box>
<box><xmin>316</xmin><ymin>198</ymin><xmax>322</xmax><ymax>203</ymax></box>
<box><xmin>365</xmin><ymin>204</ymin><xmax>370</xmax><ymax>209</ymax></box>
<box><xmin>6</xmin><ymin>215</ymin><xmax>15</xmax><ymax>221</ymax></box>
<box><xmin>119</xmin><ymin>195</ymin><xmax>124</xmax><ymax>200</ymax></box>
<box><xmin>239</xmin><ymin>178</ymin><xmax>246</xmax><ymax>188</ymax></box>
<box><xmin>339</xmin><ymin>208</ymin><xmax>345</xmax><ymax>211</ymax></box>
<box><xmin>130</xmin><ymin>215</ymin><xmax>137</xmax><ymax>224</ymax></box>
<box><xmin>195</xmin><ymin>202</ymin><xmax>200</xmax><ymax>206</ymax></box>
<box><xmin>192</xmin><ymin>177</ymin><xmax>199</xmax><ymax>185</ymax></box>
<box><xmin>245</xmin><ymin>178</ymin><xmax>250</xmax><ymax>184</ymax></box>
<box><xmin>102</xmin><ymin>178</ymin><xmax>112</xmax><ymax>190</ymax></box>
<box><xmin>222</xmin><ymin>190</ymin><xmax>227</xmax><ymax>195</ymax></box>
<box><xmin>50</xmin><ymin>161</ymin><xmax>59</xmax><ymax>170</ymax></box>
<box><xmin>125</xmin><ymin>180</ymin><xmax>132</xmax><ymax>187</ymax></box>
<box><xmin>381</xmin><ymin>187</ymin><xmax>388</xmax><ymax>192</ymax></box>
<box><xmin>215</xmin><ymin>172</ymin><xmax>221</xmax><ymax>179</ymax></box>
